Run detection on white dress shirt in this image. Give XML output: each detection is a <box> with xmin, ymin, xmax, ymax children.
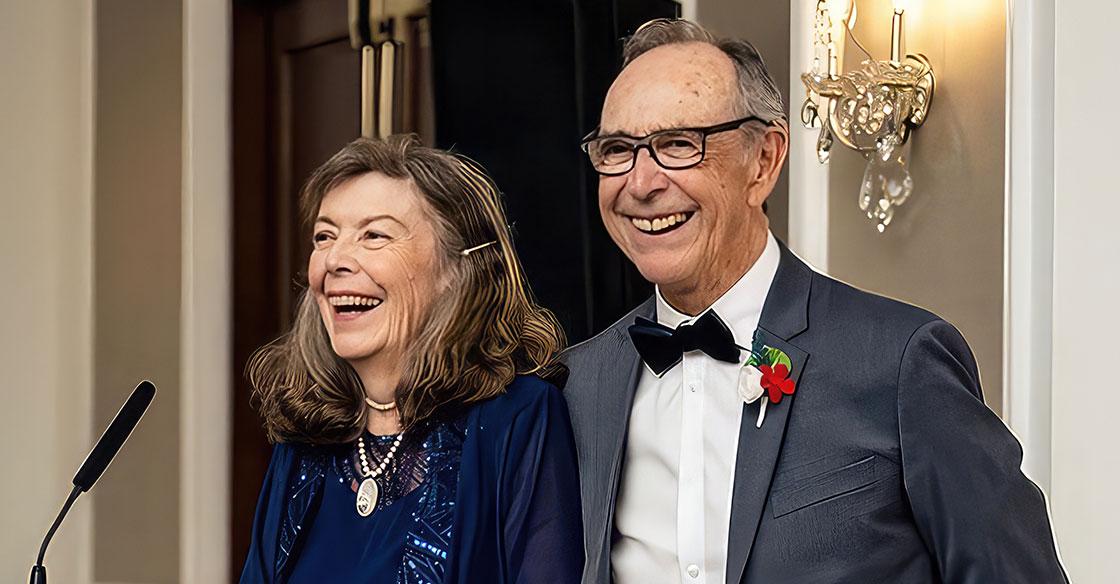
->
<box><xmin>612</xmin><ymin>231</ymin><xmax>780</xmax><ymax>584</ymax></box>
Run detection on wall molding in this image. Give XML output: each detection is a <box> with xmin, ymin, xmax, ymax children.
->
<box><xmin>1003</xmin><ymin>0</ymin><xmax>1055</xmax><ymax>490</ymax></box>
<box><xmin>180</xmin><ymin>0</ymin><xmax>233</xmax><ymax>580</ymax></box>
<box><xmin>787</xmin><ymin>0</ymin><xmax>829</xmax><ymax>272</ymax></box>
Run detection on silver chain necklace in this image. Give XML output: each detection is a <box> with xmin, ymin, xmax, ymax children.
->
<box><xmin>355</xmin><ymin>432</ymin><xmax>403</xmax><ymax>517</ymax></box>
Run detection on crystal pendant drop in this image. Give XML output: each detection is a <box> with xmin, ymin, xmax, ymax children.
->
<box><xmin>816</xmin><ymin>124</ymin><xmax>833</xmax><ymax>163</ymax></box>
<box><xmin>858</xmin><ymin>138</ymin><xmax>913</xmax><ymax>232</ymax></box>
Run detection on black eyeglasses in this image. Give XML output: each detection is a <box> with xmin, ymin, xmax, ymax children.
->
<box><xmin>579</xmin><ymin>116</ymin><xmax>770</xmax><ymax>176</ymax></box>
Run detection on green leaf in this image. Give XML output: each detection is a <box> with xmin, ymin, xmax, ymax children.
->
<box><xmin>774</xmin><ymin>351</ymin><xmax>793</xmax><ymax>372</ymax></box>
<box><xmin>760</xmin><ymin>346</ymin><xmax>793</xmax><ymax>372</ymax></box>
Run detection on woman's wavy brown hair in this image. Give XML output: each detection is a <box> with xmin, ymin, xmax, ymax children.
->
<box><xmin>247</xmin><ymin>135</ymin><xmax>566</xmax><ymax>445</ymax></box>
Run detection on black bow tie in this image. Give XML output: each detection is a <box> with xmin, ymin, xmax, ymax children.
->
<box><xmin>628</xmin><ymin>311</ymin><xmax>741</xmax><ymax>376</ymax></box>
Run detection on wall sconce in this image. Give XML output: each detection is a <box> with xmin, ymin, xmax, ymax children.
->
<box><xmin>800</xmin><ymin>0</ymin><xmax>935</xmax><ymax>232</ymax></box>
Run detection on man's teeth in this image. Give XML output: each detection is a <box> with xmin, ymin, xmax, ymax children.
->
<box><xmin>631</xmin><ymin>212</ymin><xmax>689</xmax><ymax>233</ymax></box>
<box><xmin>328</xmin><ymin>295</ymin><xmax>382</xmax><ymax>307</ymax></box>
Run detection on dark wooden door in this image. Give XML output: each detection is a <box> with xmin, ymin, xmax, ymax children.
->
<box><xmin>232</xmin><ymin>1</ymin><xmax>363</xmax><ymax>577</ymax></box>
<box><xmin>231</xmin><ymin>1</ymin><xmax>678</xmax><ymax>578</ymax></box>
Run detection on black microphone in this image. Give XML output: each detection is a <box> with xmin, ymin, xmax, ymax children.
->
<box><xmin>30</xmin><ymin>380</ymin><xmax>156</xmax><ymax>584</ymax></box>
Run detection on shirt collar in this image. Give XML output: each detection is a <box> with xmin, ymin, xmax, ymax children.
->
<box><xmin>654</xmin><ymin>230</ymin><xmax>780</xmax><ymax>347</ymax></box>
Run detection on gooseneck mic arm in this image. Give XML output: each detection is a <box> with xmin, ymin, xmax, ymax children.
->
<box><xmin>29</xmin><ymin>486</ymin><xmax>81</xmax><ymax>584</ymax></box>
<box><xmin>30</xmin><ymin>380</ymin><xmax>156</xmax><ymax>584</ymax></box>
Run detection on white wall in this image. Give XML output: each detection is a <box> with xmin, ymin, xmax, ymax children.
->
<box><xmin>1050</xmin><ymin>0</ymin><xmax>1120</xmax><ymax>581</ymax></box>
<box><xmin>0</xmin><ymin>1</ymin><xmax>94</xmax><ymax>582</ymax></box>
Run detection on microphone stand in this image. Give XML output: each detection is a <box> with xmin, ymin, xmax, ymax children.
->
<box><xmin>30</xmin><ymin>485</ymin><xmax>83</xmax><ymax>584</ymax></box>
<box><xmin>28</xmin><ymin>380</ymin><xmax>155</xmax><ymax>584</ymax></box>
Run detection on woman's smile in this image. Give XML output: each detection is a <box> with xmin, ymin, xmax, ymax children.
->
<box><xmin>326</xmin><ymin>292</ymin><xmax>385</xmax><ymax>322</ymax></box>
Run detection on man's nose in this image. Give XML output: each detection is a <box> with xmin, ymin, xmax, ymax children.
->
<box><xmin>623</xmin><ymin>147</ymin><xmax>669</xmax><ymax>201</ymax></box>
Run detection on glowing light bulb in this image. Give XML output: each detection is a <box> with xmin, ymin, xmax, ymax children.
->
<box><xmin>827</xmin><ymin>0</ymin><xmax>852</xmax><ymax>20</ymax></box>
<box><xmin>893</xmin><ymin>0</ymin><xmax>909</xmax><ymax>14</ymax></box>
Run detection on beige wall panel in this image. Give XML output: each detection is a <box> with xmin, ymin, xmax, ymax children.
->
<box><xmin>0</xmin><ymin>1</ymin><xmax>93</xmax><ymax>582</ymax></box>
<box><xmin>697</xmin><ymin>0</ymin><xmax>791</xmax><ymax>242</ymax></box>
<box><xmin>826</xmin><ymin>0</ymin><xmax>1006</xmax><ymax>414</ymax></box>
<box><xmin>92</xmin><ymin>0</ymin><xmax>183</xmax><ymax>581</ymax></box>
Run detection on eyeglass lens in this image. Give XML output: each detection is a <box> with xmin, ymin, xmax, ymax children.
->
<box><xmin>589</xmin><ymin>130</ymin><xmax>705</xmax><ymax>174</ymax></box>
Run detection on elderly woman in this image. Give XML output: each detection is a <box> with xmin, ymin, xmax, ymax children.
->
<box><xmin>239</xmin><ymin>136</ymin><xmax>583</xmax><ymax>583</ymax></box>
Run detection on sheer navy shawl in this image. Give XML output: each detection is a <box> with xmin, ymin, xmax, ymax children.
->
<box><xmin>239</xmin><ymin>375</ymin><xmax>584</xmax><ymax>583</ymax></box>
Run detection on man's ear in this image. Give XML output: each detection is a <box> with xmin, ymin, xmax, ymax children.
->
<box><xmin>747</xmin><ymin>120</ymin><xmax>790</xmax><ymax>208</ymax></box>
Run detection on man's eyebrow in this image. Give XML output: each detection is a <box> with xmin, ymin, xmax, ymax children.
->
<box><xmin>595</xmin><ymin>125</ymin><xmax>678</xmax><ymax>139</ymax></box>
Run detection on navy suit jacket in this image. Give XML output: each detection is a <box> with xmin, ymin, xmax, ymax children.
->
<box><xmin>561</xmin><ymin>240</ymin><xmax>1067</xmax><ymax>583</ymax></box>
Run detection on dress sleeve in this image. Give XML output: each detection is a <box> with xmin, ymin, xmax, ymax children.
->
<box><xmin>239</xmin><ymin>443</ymin><xmax>294</xmax><ymax>584</ymax></box>
<box><xmin>898</xmin><ymin>320</ymin><xmax>1068</xmax><ymax>583</ymax></box>
<box><xmin>499</xmin><ymin>383</ymin><xmax>585</xmax><ymax>584</ymax></box>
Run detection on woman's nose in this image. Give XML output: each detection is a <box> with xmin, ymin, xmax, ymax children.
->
<box><xmin>324</xmin><ymin>239</ymin><xmax>358</xmax><ymax>273</ymax></box>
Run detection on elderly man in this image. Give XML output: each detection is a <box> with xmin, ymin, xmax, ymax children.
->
<box><xmin>561</xmin><ymin>19</ymin><xmax>1066</xmax><ymax>584</ymax></box>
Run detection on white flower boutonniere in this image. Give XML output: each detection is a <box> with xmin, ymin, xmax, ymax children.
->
<box><xmin>738</xmin><ymin>341</ymin><xmax>797</xmax><ymax>428</ymax></box>
<box><xmin>737</xmin><ymin>364</ymin><xmax>769</xmax><ymax>428</ymax></box>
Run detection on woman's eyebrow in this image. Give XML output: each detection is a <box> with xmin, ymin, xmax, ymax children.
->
<box><xmin>314</xmin><ymin>214</ymin><xmax>406</xmax><ymax>229</ymax></box>
<box><xmin>357</xmin><ymin>215</ymin><xmax>407</xmax><ymax>229</ymax></box>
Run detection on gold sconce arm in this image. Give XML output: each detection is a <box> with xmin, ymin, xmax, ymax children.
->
<box><xmin>800</xmin><ymin>0</ymin><xmax>935</xmax><ymax>232</ymax></box>
<box><xmin>801</xmin><ymin>54</ymin><xmax>934</xmax><ymax>160</ymax></box>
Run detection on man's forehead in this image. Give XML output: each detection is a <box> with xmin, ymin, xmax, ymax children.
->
<box><xmin>600</xmin><ymin>42</ymin><xmax>737</xmax><ymax>134</ymax></box>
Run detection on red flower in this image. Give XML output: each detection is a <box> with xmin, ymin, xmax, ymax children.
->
<box><xmin>759</xmin><ymin>363</ymin><xmax>796</xmax><ymax>403</ymax></box>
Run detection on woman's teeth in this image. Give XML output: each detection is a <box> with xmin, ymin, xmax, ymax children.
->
<box><xmin>329</xmin><ymin>295</ymin><xmax>382</xmax><ymax>311</ymax></box>
<box><xmin>630</xmin><ymin>212</ymin><xmax>690</xmax><ymax>233</ymax></box>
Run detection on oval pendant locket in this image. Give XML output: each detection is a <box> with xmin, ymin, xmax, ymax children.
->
<box><xmin>356</xmin><ymin>477</ymin><xmax>379</xmax><ymax>517</ymax></box>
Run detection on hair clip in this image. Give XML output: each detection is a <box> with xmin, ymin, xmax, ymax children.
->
<box><xmin>460</xmin><ymin>240</ymin><xmax>498</xmax><ymax>257</ymax></box>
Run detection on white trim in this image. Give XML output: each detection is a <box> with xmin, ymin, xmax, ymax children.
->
<box><xmin>77</xmin><ymin>0</ymin><xmax>96</xmax><ymax>581</ymax></box>
<box><xmin>787</xmin><ymin>0</ymin><xmax>830</xmax><ymax>272</ymax></box>
<box><xmin>1003</xmin><ymin>0</ymin><xmax>1054</xmax><ymax>491</ymax></box>
<box><xmin>180</xmin><ymin>0</ymin><xmax>233</xmax><ymax>581</ymax></box>
<box><xmin>679</xmin><ymin>0</ymin><xmax>697</xmax><ymax>22</ymax></box>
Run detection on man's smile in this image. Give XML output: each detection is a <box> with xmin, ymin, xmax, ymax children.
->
<box><xmin>625</xmin><ymin>211</ymin><xmax>695</xmax><ymax>235</ymax></box>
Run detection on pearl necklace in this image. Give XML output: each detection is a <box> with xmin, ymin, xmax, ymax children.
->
<box><xmin>364</xmin><ymin>397</ymin><xmax>397</xmax><ymax>411</ymax></box>
<box><xmin>354</xmin><ymin>432</ymin><xmax>403</xmax><ymax>517</ymax></box>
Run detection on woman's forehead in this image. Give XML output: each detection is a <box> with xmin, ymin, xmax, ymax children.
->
<box><xmin>317</xmin><ymin>173</ymin><xmax>423</xmax><ymax>224</ymax></box>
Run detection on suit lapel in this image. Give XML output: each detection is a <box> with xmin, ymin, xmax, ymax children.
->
<box><xmin>726</xmin><ymin>242</ymin><xmax>813</xmax><ymax>584</ymax></box>
<box><xmin>597</xmin><ymin>298</ymin><xmax>654</xmax><ymax>577</ymax></box>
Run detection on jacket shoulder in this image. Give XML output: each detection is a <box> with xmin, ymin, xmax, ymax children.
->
<box><xmin>560</xmin><ymin>298</ymin><xmax>652</xmax><ymax>367</ymax></box>
<box><xmin>809</xmin><ymin>271</ymin><xmax>944</xmax><ymax>338</ymax></box>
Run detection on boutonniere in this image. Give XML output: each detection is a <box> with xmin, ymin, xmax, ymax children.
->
<box><xmin>736</xmin><ymin>343</ymin><xmax>796</xmax><ymax>428</ymax></box>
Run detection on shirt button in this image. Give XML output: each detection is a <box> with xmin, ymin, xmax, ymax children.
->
<box><xmin>688</xmin><ymin>383</ymin><xmax>696</xmax><ymax>393</ymax></box>
<box><xmin>686</xmin><ymin>564</ymin><xmax>700</xmax><ymax>578</ymax></box>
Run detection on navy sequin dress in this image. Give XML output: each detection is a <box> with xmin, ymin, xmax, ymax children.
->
<box><xmin>239</xmin><ymin>376</ymin><xmax>583</xmax><ymax>584</ymax></box>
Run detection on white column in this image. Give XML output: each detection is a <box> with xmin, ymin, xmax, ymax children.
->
<box><xmin>181</xmin><ymin>0</ymin><xmax>233</xmax><ymax>581</ymax></box>
<box><xmin>1004</xmin><ymin>0</ymin><xmax>1055</xmax><ymax>490</ymax></box>
<box><xmin>788</xmin><ymin>0</ymin><xmax>830</xmax><ymax>271</ymax></box>
<box><xmin>679</xmin><ymin>0</ymin><xmax>698</xmax><ymax>22</ymax></box>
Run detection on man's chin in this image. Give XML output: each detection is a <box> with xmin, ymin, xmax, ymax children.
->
<box><xmin>632</xmin><ymin>260</ymin><xmax>691</xmax><ymax>290</ymax></box>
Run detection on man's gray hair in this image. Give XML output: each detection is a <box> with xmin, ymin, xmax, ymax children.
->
<box><xmin>622</xmin><ymin>19</ymin><xmax>786</xmax><ymax>124</ymax></box>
